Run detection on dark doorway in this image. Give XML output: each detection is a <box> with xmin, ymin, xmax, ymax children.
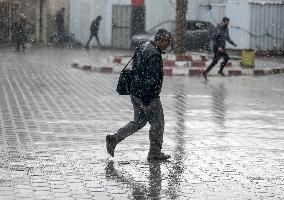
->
<box><xmin>131</xmin><ymin>6</ymin><xmax>145</xmax><ymax>37</ymax></box>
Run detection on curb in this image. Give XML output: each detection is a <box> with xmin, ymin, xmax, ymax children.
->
<box><xmin>71</xmin><ymin>54</ymin><xmax>284</xmax><ymax>77</ymax></box>
<box><xmin>71</xmin><ymin>61</ymin><xmax>284</xmax><ymax>77</ymax></box>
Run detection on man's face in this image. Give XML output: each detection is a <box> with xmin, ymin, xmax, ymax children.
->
<box><xmin>159</xmin><ymin>36</ymin><xmax>171</xmax><ymax>50</ymax></box>
<box><xmin>223</xmin><ymin>20</ymin><xmax>229</xmax><ymax>27</ymax></box>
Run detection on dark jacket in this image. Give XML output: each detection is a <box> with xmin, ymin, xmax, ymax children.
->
<box><xmin>212</xmin><ymin>23</ymin><xmax>235</xmax><ymax>50</ymax></box>
<box><xmin>90</xmin><ymin>18</ymin><xmax>101</xmax><ymax>34</ymax></box>
<box><xmin>14</xmin><ymin>19</ymin><xmax>27</xmax><ymax>40</ymax></box>
<box><xmin>131</xmin><ymin>41</ymin><xmax>164</xmax><ymax>106</ymax></box>
<box><xmin>56</xmin><ymin>10</ymin><xmax>64</xmax><ymax>28</ymax></box>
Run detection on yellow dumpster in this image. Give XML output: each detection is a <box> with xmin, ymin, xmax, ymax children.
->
<box><xmin>241</xmin><ymin>49</ymin><xmax>256</xmax><ymax>68</ymax></box>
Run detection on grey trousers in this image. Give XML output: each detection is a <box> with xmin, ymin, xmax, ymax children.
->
<box><xmin>114</xmin><ymin>95</ymin><xmax>164</xmax><ymax>154</ymax></box>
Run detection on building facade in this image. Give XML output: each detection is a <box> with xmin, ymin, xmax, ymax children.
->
<box><xmin>2</xmin><ymin>0</ymin><xmax>282</xmax><ymax>50</ymax></box>
<box><xmin>69</xmin><ymin>0</ymin><xmax>199</xmax><ymax>48</ymax></box>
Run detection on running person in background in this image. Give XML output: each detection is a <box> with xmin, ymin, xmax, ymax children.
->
<box><xmin>203</xmin><ymin>17</ymin><xmax>237</xmax><ymax>80</ymax></box>
<box><xmin>85</xmin><ymin>15</ymin><xmax>102</xmax><ymax>49</ymax></box>
<box><xmin>14</xmin><ymin>14</ymin><xmax>28</xmax><ymax>51</ymax></box>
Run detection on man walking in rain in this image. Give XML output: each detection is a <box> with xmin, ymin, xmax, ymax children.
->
<box><xmin>14</xmin><ymin>14</ymin><xmax>27</xmax><ymax>51</ymax></box>
<box><xmin>203</xmin><ymin>17</ymin><xmax>237</xmax><ymax>80</ymax></box>
<box><xmin>55</xmin><ymin>8</ymin><xmax>65</xmax><ymax>43</ymax></box>
<box><xmin>106</xmin><ymin>29</ymin><xmax>172</xmax><ymax>160</ymax></box>
<box><xmin>85</xmin><ymin>15</ymin><xmax>102</xmax><ymax>49</ymax></box>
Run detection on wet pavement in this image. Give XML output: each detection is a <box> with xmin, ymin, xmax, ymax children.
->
<box><xmin>0</xmin><ymin>47</ymin><xmax>284</xmax><ymax>200</ymax></box>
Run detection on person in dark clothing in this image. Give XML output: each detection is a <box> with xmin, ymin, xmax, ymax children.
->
<box><xmin>203</xmin><ymin>17</ymin><xmax>237</xmax><ymax>80</ymax></box>
<box><xmin>85</xmin><ymin>15</ymin><xmax>102</xmax><ymax>49</ymax></box>
<box><xmin>106</xmin><ymin>29</ymin><xmax>172</xmax><ymax>160</ymax></box>
<box><xmin>55</xmin><ymin>8</ymin><xmax>65</xmax><ymax>43</ymax></box>
<box><xmin>14</xmin><ymin>14</ymin><xmax>27</xmax><ymax>51</ymax></box>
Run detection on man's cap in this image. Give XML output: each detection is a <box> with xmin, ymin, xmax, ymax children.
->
<box><xmin>154</xmin><ymin>29</ymin><xmax>172</xmax><ymax>41</ymax></box>
<box><xmin>222</xmin><ymin>17</ymin><xmax>230</xmax><ymax>22</ymax></box>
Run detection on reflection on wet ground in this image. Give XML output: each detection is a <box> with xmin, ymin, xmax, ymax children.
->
<box><xmin>212</xmin><ymin>83</ymin><xmax>226</xmax><ymax>128</ymax></box>
<box><xmin>105</xmin><ymin>160</ymin><xmax>163</xmax><ymax>200</ymax></box>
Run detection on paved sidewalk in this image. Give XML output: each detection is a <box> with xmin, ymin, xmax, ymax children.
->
<box><xmin>0</xmin><ymin>47</ymin><xmax>284</xmax><ymax>200</ymax></box>
<box><xmin>71</xmin><ymin>49</ymin><xmax>284</xmax><ymax>77</ymax></box>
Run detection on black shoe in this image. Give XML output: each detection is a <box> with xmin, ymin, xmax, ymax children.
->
<box><xmin>218</xmin><ymin>71</ymin><xmax>225</xmax><ymax>77</ymax></box>
<box><xmin>106</xmin><ymin>135</ymin><xmax>117</xmax><ymax>157</ymax></box>
<box><xmin>147</xmin><ymin>152</ymin><xmax>171</xmax><ymax>161</ymax></box>
<box><xmin>202</xmin><ymin>72</ymin><xmax>208</xmax><ymax>80</ymax></box>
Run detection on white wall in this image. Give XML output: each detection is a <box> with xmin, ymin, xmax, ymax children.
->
<box><xmin>198</xmin><ymin>4</ymin><xmax>225</xmax><ymax>25</ymax></box>
<box><xmin>144</xmin><ymin>0</ymin><xmax>175</xmax><ymax>31</ymax></box>
<box><xmin>225</xmin><ymin>0</ymin><xmax>250</xmax><ymax>49</ymax></box>
<box><xmin>70</xmin><ymin>0</ymin><xmax>131</xmax><ymax>47</ymax></box>
<box><xmin>70</xmin><ymin>0</ymin><xmax>107</xmax><ymax>46</ymax></box>
<box><xmin>188</xmin><ymin>0</ymin><xmax>199</xmax><ymax>20</ymax></box>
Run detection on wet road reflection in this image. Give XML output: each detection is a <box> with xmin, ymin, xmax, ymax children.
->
<box><xmin>212</xmin><ymin>83</ymin><xmax>226</xmax><ymax>128</ymax></box>
<box><xmin>167</xmin><ymin>83</ymin><xmax>187</xmax><ymax>199</ymax></box>
<box><xmin>105</xmin><ymin>160</ymin><xmax>162</xmax><ymax>199</ymax></box>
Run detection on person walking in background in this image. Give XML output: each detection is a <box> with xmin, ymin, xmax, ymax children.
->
<box><xmin>203</xmin><ymin>17</ymin><xmax>237</xmax><ymax>80</ymax></box>
<box><xmin>85</xmin><ymin>15</ymin><xmax>102</xmax><ymax>50</ymax></box>
<box><xmin>14</xmin><ymin>13</ymin><xmax>28</xmax><ymax>51</ymax></box>
<box><xmin>55</xmin><ymin>8</ymin><xmax>65</xmax><ymax>43</ymax></box>
<box><xmin>106</xmin><ymin>29</ymin><xmax>172</xmax><ymax>161</ymax></box>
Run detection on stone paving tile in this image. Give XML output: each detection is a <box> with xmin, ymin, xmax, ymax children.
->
<box><xmin>0</xmin><ymin>47</ymin><xmax>284</xmax><ymax>199</ymax></box>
